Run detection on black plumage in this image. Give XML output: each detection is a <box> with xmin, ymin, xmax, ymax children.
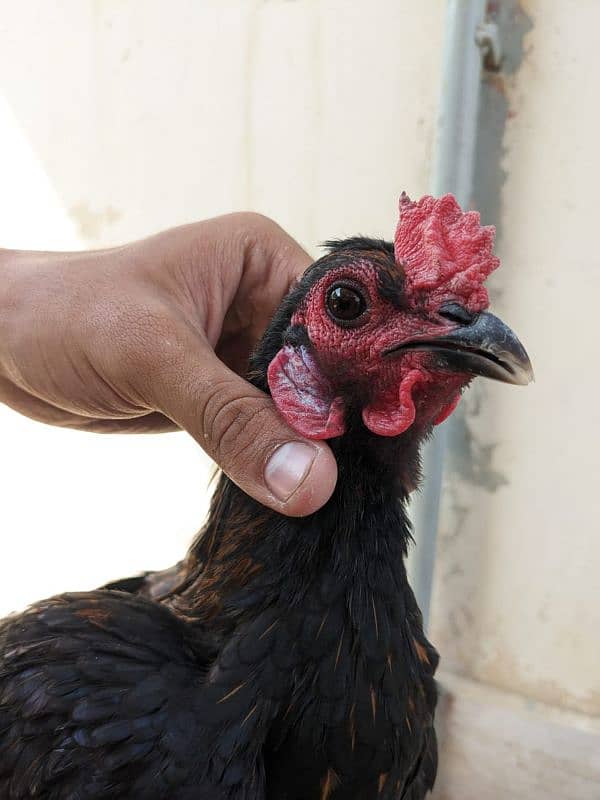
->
<box><xmin>0</xmin><ymin>238</ymin><xmax>449</xmax><ymax>799</ymax></box>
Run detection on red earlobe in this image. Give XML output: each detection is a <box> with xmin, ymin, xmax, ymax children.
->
<box><xmin>267</xmin><ymin>345</ymin><xmax>346</xmax><ymax>440</ymax></box>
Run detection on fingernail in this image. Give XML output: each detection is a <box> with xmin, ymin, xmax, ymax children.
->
<box><xmin>265</xmin><ymin>442</ymin><xmax>317</xmax><ymax>501</ymax></box>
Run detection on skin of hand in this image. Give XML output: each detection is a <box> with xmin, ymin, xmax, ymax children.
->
<box><xmin>0</xmin><ymin>213</ymin><xmax>338</xmax><ymax>517</ymax></box>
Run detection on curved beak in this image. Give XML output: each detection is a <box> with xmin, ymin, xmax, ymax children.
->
<box><xmin>386</xmin><ymin>311</ymin><xmax>534</xmax><ymax>386</ymax></box>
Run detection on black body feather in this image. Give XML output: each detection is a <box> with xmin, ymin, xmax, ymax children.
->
<box><xmin>0</xmin><ymin>239</ymin><xmax>439</xmax><ymax>799</ymax></box>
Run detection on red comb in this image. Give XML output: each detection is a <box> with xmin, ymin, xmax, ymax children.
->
<box><xmin>394</xmin><ymin>193</ymin><xmax>499</xmax><ymax>312</ymax></box>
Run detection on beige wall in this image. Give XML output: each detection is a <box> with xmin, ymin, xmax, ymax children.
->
<box><xmin>0</xmin><ymin>0</ymin><xmax>442</xmax><ymax>251</ymax></box>
<box><xmin>430</xmin><ymin>0</ymin><xmax>600</xmax><ymax>718</ymax></box>
<box><xmin>0</xmin><ymin>0</ymin><xmax>597</xmax><ymax>733</ymax></box>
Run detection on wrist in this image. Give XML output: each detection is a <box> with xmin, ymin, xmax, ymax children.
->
<box><xmin>0</xmin><ymin>248</ymin><xmax>37</xmax><ymax>383</ymax></box>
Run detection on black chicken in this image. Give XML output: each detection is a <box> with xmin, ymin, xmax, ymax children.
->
<box><xmin>0</xmin><ymin>194</ymin><xmax>532</xmax><ymax>799</ymax></box>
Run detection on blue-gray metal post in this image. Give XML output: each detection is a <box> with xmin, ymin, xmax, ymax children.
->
<box><xmin>408</xmin><ymin>0</ymin><xmax>493</xmax><ymax>629</ymax></box>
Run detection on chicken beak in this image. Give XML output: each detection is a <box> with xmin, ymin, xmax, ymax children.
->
<box><xmin>386</xmin><ymin>311</ymin><xmax>534</xmax><ymax>386</ymax></box>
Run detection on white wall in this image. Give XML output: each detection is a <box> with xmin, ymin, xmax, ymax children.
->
<box><xmin>0</xmin><ymin>0</ymin><xmax>443</xmax><ymax>613</ymax></box>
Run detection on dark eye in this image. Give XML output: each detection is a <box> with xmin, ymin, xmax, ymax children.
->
<box><xmin>326</xmin><ymin>283</ymin><xmax>367</xmax><ymax>324</ymax></box>
<box><xmin>438</xmin><ymin>302</ymin><xmax>476</xmax><ymax>325</ymax></box>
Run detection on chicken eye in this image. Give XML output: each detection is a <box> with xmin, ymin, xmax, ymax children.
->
<box><xmin>326</xmin><ymin>284</ymin><xmax>367</xmax><ymax>324</ymax></box>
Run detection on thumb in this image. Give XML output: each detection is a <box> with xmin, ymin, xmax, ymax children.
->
<box><xmin>148</xmin><ymin>335</ymin><xmax>338</xmax><ymax>517</ymax></box>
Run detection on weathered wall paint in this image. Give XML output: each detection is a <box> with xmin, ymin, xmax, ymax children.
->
<box><xmin>430</xmin><ymin>0</ymin><xmax>600</xmax><ymax>716</ymax></box>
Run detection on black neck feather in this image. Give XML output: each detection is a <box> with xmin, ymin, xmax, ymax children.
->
<box><xmin>175</xmin><ymin>243</ymin><xmax>429</xmax><ymax>624</ymax></box>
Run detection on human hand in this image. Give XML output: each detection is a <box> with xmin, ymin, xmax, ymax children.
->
<box><xmin>0</xmin><ymin>214</ymin><xmax>337</xmax><ymax>516</ymax></box>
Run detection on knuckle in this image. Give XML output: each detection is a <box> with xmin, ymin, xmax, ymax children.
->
<box><xmin>235</xmin><ymin>213</ymin><xmax>285</xmax><ymax>258</ymax></box>
<box><xmin>237</xmin><ymin>211</ymin><xmax>280</xmax><ymax>237</ymax></box>
<box><xmin>234</xmin><ymin>213</ymin><xmax>307</xmax><ymax>286</ymax></box>
<box><xmin>200</xmin><ymin>384</ymin><xmax>274</xmax><ymax>467</ymax></box>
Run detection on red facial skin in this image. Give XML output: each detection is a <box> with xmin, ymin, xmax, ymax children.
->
<box><xmin>287</xmin><ymin>263</ymin><xmax>469</xmax><ymax>437</ymax></box>
<box><xmin>268</xmin><ymin>193</ymin><xmax>499</xmax><ymax>440</ymax></box>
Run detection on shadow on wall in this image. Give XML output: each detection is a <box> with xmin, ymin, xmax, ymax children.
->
<box><xmin>0</xmin><ymin>1</ymin><xmax>443</xmax><ymax>251</ymax></box>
